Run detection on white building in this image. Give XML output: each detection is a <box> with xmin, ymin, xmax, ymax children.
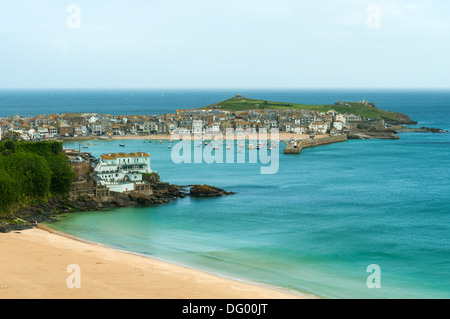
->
<box><xmin>92</xmin><ymin>123</ymin><xmax>103</xmax><ymax>135</ymax></box>
<box><xmin>333</xmin><ymin>121</ymin><xmax>345</xmax><ymax>131</ymax></box>
<box><xmin>49</xmin><ymin>126</ymin><xmax>58</xmax><ymax>138</ymax></box>
<box><xmin>309</xmin><ymin>122</ymin><xmax>328</xmax><ymax>134</ymax></box>
<box><xmin>206</xmin><ymin>122</ymin><xmax>221</xmax><ymax>134</ymax></box>
<box><xmin>37</xmin><ymin>126</ymin><xmax>50</xmax><ymax>138</ymax></box>
<box><xmin>291</xmin><ymin>125</ymin><xmax>307</xmax><ymax>134</ymax></box>
<box><xmin>94</xmin><ymin>152</ymin><xmax>152</xmax><ymax>193</ymax></box>
<box><xmin>335</xmin><ymin>113</ymin><xmax>362</xmax><ymax>126</ymax></box>
<box><xmin>192</xmin><ymin>120</ymin><xmax>203</xmax><ymax>134</ymax></box>
<box><xmin>88</xmin><ymin>116</ymin><xmax>98</xmax><ymax>124</ymax></box>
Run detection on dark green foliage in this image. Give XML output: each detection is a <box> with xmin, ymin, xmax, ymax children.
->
<box><xmin>0</xmin><ymin>152</ymin><xmax>52</xmax><ymax>199</ymax></box>
<box><xmin>0</xmin><ymin>140</ymin><xmax>76</xmax><ymax>213</ymax></box>
<box><xmin>14</xmin><ymin>140</ymin><xmax>60</xmax><ymax>157</ymax></box>
<box><xmin>51</xmin><ymin>141</ymin><xmax>62</xmax><ymax>155</ymax></box>
<box><xmin>4</xmin><ymin>140</ymin><xmax>16</xmax><ymax>153</ymax></box>
<box><xmin>0</xmin><ymin>172</ymin><xmax>20</xmax><ymax>213</ymax></box>
<box><xmin>47</xmin><ymin>153</ymin><xmax>76</xmax><ymax>195</ymax></box>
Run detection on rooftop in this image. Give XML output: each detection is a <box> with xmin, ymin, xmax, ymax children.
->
<box><xmin>101</xmin><ymin>152</ymin><xmax>150</xmax><ymax>160</ymax></box>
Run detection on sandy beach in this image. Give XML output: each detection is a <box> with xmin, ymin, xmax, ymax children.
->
<box><xmin>112</xmin><ymin>133</ymin><xmax>316</xmax><ymax>141</ymax></box>
<box><xmin>0</xmin><ymin>226</ymin><xmax>307</xmax><ymax>299</ymax></box>
<box><xmin>60</xmin><ymin>133</ymin><xmax>324</xmax><ymax>142</ymax></box>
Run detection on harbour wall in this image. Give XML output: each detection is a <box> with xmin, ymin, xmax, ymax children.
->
<box><xmin>283</xmin><ymin>134</ymin><xmax>348</xmax><ymax>154</ymax></box>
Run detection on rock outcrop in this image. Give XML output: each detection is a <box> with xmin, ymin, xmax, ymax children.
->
<box><xmin>347</xmin><ymin>132</ymin><xmax>400</xmax><ymax>140</ymax></box>
<box><xmin>189</xmin><ymin>184</ymin><xmax>236</xmax><ymax>197</ymax></box>
<box><xmin>385</xmin><ymin>113</ymin><xmax>418</xmax><ymax>125</ymax></box>
<box><xmin>391</xmin><ymin>126</ymin><xmax>448</xmax><ymax>134</ymax></box>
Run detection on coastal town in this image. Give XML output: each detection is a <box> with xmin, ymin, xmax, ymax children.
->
<box><xmin>2</xmin><ymin>95</ymin><xmax>409</xmax><ymax>211</ymax></box>
<box><xmin>1</xmin><ymin>95</ymin><xmax>382</xmax><ymax>141</ymax></box>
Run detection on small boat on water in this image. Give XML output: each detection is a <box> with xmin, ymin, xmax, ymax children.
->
<box><xmin>248</xmin><ymin>143</ymin><xmax>255</xmax><ymax>150</ymax></box>
<box><xmin>119</xmin><ymin>143</ymin><xmax>125</xmax><ymax>147</ymax></box>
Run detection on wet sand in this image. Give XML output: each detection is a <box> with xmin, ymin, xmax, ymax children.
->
<box><xmin>0</xmin><ymin>227</ymin><xmax>310</xmax><ymax>299</ymax></box>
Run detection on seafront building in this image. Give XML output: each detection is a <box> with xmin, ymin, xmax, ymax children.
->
<box><xmin>93</xmin><ymin>152</ymin><xmax>152</xmax><ymax>193</ymax></box>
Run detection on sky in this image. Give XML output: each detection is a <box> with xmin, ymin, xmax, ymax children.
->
<box><xmin>0</xmin><ymin>0</ymin><xmax>449</xmax><ymax>89</ymax></box>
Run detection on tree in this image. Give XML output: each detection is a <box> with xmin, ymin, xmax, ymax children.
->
<box><xmin>47</xmin><ymin>153</ymin><xmax>76</xmax><ymax>196</ymax></box>
<box><xmin>4</xmin><ymin>140</ymin><xmax>15</xmax><ymax>153</ymax></box>
<box><xmin>51</xmin><ymin>141</ymin><xmax>62</xmax><ymax>155</ymax></box>
<box><xmin>0</xmin><ymin>141</ymin><xmax>76</xmax><ymax>212</ymax></box>
<box><xmin>1</xmin><ymin>153</ymin><xmax>52</xmax><ymax>200</ymax></box>
<box><xmin>0</xmin><ymin>171</ymin><xmax>20</xmax><ymax>213</ymax></box>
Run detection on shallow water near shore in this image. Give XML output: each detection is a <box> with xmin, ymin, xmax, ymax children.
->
<box><xmin>55</xmin><ymin>138</ymin><xmax>450</xmax><ymax>298</ymax></box>
<box><xmin>39</xmin><ymin>89</ymin><xmax>449</xmax><ymax>299</ymax></box>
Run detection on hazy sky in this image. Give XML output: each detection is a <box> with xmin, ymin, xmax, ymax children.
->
<box><xmin>0</xmin><ymin>0</ymin><xmax>449</xmax><ymax>89</ymax></box>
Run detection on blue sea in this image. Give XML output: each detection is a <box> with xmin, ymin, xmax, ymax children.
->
<box><xmin>2</xmin><ymin>89</ymin><xmax>449</xmax><ymax>299</ymax></box>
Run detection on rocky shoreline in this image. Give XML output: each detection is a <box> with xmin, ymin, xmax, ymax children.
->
<box><xmin>347</xmin><ymin>124</ymin><xmax>447</xmax><ymax>140</ymax></box>
<box><xmin>391</xmin><ymin>125</ymin><xmax>448</xmax><ymax>134</ymax></box>
<box><xmin>0</xmin><ymin>182</ymin><xmax>235</xmax><ymax>233</ymax></box>
<box><xmin>347</xmin><ymin>132</ymin><xmax>400</xmax><ymax>140</ymax></box>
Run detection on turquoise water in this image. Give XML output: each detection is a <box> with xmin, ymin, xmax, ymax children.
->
<box><xmin>55</xmin><ymin>131</ymin><xmax>450</xmax><ymax>299</ymax></box>
<box><xmin>9</xmin><ymin>89</ymin><xmax>445</xmax><ymax>298</ymax></box>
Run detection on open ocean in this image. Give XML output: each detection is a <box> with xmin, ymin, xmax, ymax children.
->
<box><xmin>2</xmin><ymin>89</ymin><xmax>449</xmax><ymax>299</ymax></box>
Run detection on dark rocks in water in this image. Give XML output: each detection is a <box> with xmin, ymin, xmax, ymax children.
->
<box><xmin>418</xmin><ymin>126</ymin><xmax>448</xmax><ymax>133</ymax></box>
<box><xmin>391</xmin><ymin>125</ymin><xmax>448</xmax><ymax>133</ymax></box>
<box><xmin>153</xmin><ymin>184</ymin><xmax>188</xmax><ymax>200</ymax></box>
<box><xmin>347</xmin><ymin>132</ymin><xmax>400</xmax><ymax>140</ymax></box>
<box><xmin>152</xmin><ymin>182</ymin><xmax>171</xmax><ymax>191</ymax></box>
<box><xmin>189</xmin><ymin>184</ymin><xmax>236</xmax><ymax>197</ymax></box>
<box><xmin>74</xmin><ymin>195</ymin><xmax>102</xmax><ymax>210</ymax></box>
<box><xmin>128</xmin><ymin>192</ymin><xmax>156</xmax><ymax>205</ymax></box>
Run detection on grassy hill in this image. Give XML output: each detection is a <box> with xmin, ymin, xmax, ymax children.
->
<box><xmin>200</xmin><ymin>97</ymin><xmax>417</xmax><ymax>125</ymax></box>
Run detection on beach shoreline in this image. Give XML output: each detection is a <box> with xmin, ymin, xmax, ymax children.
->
<box><xmin>58</xmin><ymin>133</ymin><xmax>321</xmax><ymax>142</ymax></box>
<box><xmin>0</xmin><ymin>225</ymin><xmax>315</xmax><ymax>299</ymax></box>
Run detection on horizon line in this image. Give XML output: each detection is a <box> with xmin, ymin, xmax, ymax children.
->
<box><xmin>1</xmin><ymin>87</ymin><xmax>450</xmax><ymax>91</ymax></box>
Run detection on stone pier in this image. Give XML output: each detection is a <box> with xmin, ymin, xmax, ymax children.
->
<box><xmin>283</xmin><ymin>134</ymin><xmax>348</xmax><ymax>154</ymax></box>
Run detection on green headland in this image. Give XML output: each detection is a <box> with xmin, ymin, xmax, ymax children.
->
<box><xmin>201</xmin><ymin>96</ymin><xmax>417</xmax><ymax>125</ymax></box>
